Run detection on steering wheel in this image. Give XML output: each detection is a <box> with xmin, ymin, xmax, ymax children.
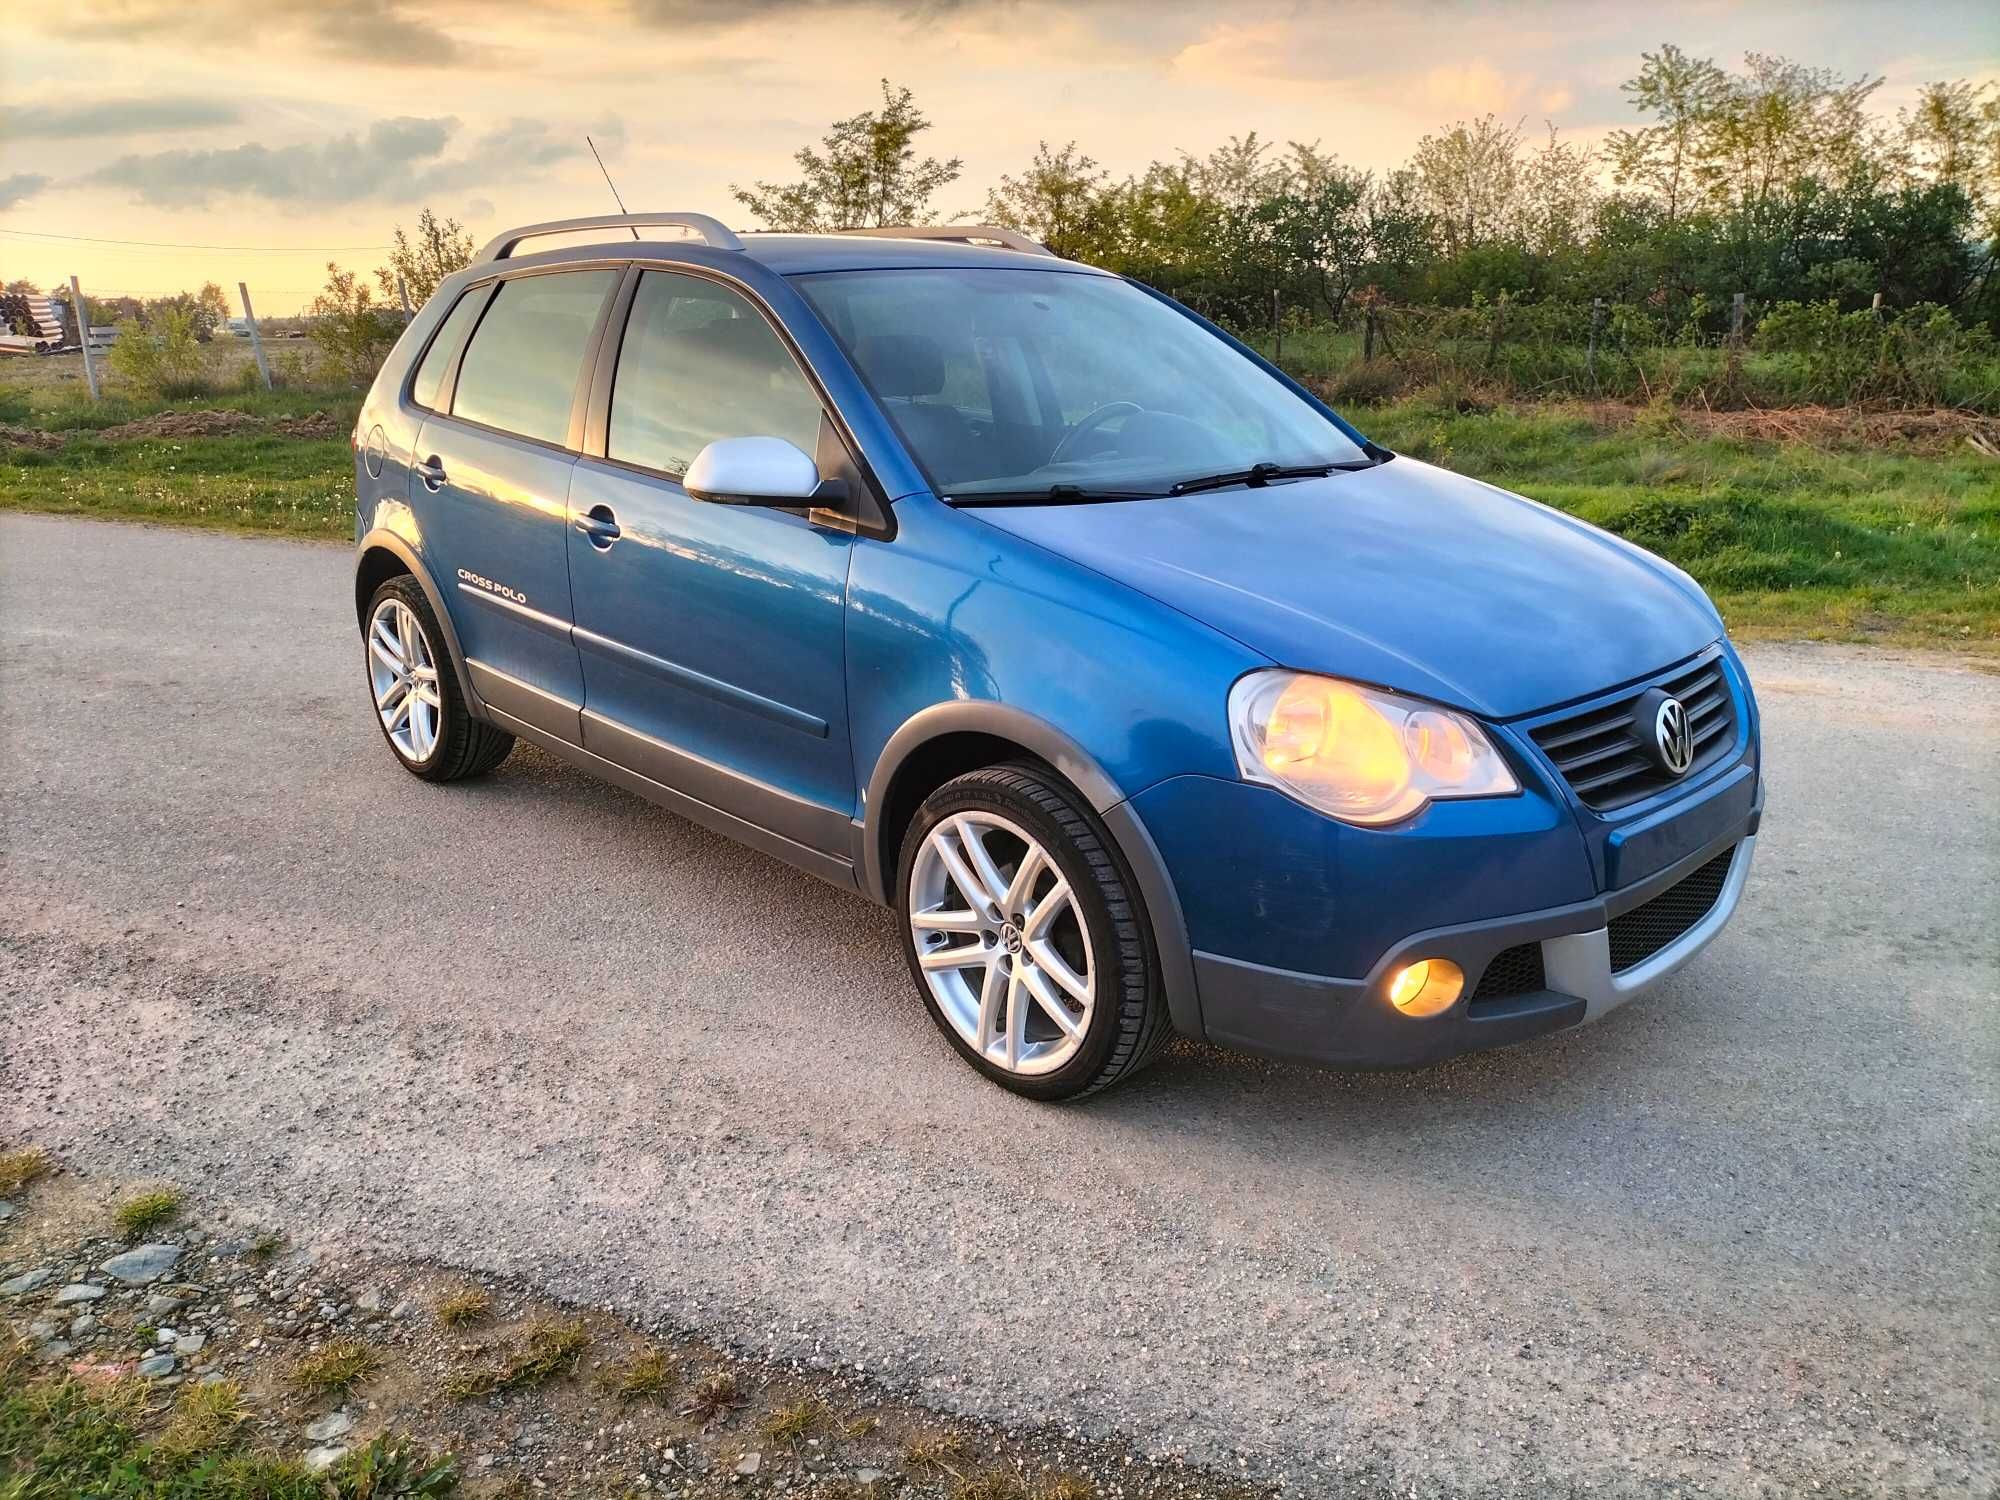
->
<box><xmin>1048</xmin><ymin>402</ymin><xmax>1143</xmax><ymax>466</ymax></box>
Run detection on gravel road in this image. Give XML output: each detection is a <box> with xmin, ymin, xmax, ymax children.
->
<box><xmin>2</xmin><ymin>513</ymin><xmax>1994</xmax><ymax>1496</ymax></box>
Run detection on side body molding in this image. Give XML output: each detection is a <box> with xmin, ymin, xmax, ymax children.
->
<box><xmin>858</xmin><ymin>700</ymin><xmax>1206</xmax><ymax>1041</ymax></box>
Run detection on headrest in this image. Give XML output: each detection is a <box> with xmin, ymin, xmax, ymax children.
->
<box><xmin>854</xmin><ymin>333</ymin><xmax>945</xmax><ymax>398</ymax></box>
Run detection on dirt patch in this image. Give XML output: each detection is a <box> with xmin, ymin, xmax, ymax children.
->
<box><xmin>1558</xmin><ymin>398</ymin><xmax>2000</xmax><ymax>453</ymax></box>
<box><xmin>0</xmin><ymin>423</ymin><xmax>65</xmax><ymax>451</ymax></box>
<box><xmin>270</xmin><ymin>410</ymin><xmax>344</xmax><ymax>440</ymax></box>
<box><xmin>94</xmin><ymin>409</ymin><xmax>266</xmax><ymax>442</ymax></box>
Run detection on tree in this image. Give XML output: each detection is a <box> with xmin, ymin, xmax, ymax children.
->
<box><xmin>1517</xmin><ymin>125</ymin><xmax>1598</xmax><ymax>260</ymax></box>
<box><xmin>1410</xmin><ymin>115</ymin><xmax>1522</xmax><ymax>257</ymax></box>
<box><xmin>309</xmin><ymin>263</ymin><xmax>398</xmax><ymax>385</ymax></box>
<box><xmin>983</xmin><ymin>141</ymin><xmax>1109</xmax><ymax>259</ymax></box>
<box><xmin>733</xmin><ymin>80</ymin><xmax>961</xmax><ymax>231</ymax></box>
<box><xmin>376</xmin><ymin>208</ymin><xmax>474</xmax><ymax>309</ymax></box>
<box><xmin>1254</xmin><ymin>160</ymin><xmax>1373</xmax><ymax>317</ymax></box>
<box><xmin>196</xmin><ymin>282</ymin><xmax>229</xmax><ymax>324</ymax></box>
<box><xmin>1606</xmin><ymin>44</ymin><xmax>1730</xmax><ymax>222</ymax></box>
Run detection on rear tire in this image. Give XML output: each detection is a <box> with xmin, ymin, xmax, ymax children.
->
<box><xmin>896</xmin><ymin>762</ymin><xmax>1172</xmax><ymax>1101</ymax></box>
<box><xmin>363</xmin><ymin>576</ymin><xmax>514</xmax><ymax>782</ymax></box>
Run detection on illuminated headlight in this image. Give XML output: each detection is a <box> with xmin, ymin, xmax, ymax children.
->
<box><xmin>1228</xmin><ymin>670</ymin><xmax>1520</xmax><ymax>826</ymax></box>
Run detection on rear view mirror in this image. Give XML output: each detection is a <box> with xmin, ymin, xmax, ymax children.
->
<box><xmin>684</xmin><ymin>436</ymin><xmax>821</xmax><ymax>505</ymax></box>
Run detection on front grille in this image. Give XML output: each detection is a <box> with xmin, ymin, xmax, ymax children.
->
<box><xmin>1470</xmin><ymin>942</ymin><xmax>1546</xmax><ymax>1001</ymax></box>
<box><xmin>1529</xmin><ymin>656</ymin><xmax>1736</xmax><ymax>812</ymax></box>
<box><xmin>1607</xmin><ymin>850</ymin><xmax>1734</xmax><ymax>971</ymax></box>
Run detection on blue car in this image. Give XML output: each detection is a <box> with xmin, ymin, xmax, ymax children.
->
<box><xmin>351</xmin><ymin>212</ymin><xmax>1762</xmax><ymax>1101</ymax></box>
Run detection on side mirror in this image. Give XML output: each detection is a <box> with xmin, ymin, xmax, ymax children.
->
<box><xmin>683</xmin><ymin>436</ymin><xmax>821</xmax><ymax>505</ymax></box>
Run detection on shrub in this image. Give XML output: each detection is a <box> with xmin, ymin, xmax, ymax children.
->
<box><xmin>105</xmin><ymin>306</ymin><xmax>209</xmax><ymax>396</ymax></box>
<box><xmin>309</xmin><ymin>264</ymin><xmax>399</xmax><ymax>387</ymax></box>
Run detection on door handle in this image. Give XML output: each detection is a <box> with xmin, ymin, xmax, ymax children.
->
<box><xmin>414</xmin><ymin>455</ymin><xmax>447</xmax><ymax>491</ymax></box>
<box><xmin>573</xmin><ymin>504</ymin><xmax>621</xmax><ymax>550</ymax></box>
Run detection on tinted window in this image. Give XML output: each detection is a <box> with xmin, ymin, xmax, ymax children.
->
<box><xmin>452</xmin><ymin>270</ymin><xmax>617</xmax><ymax>445</ymax></box>
<box><xmin>409</xmin><ymin>288</ymin><xmax>487</xmax><ymax>410</ymax></box>
<box><xmin>608</xmin><ymin>271</ymin><xmax>822</xmax><ymax>478</ymax></box>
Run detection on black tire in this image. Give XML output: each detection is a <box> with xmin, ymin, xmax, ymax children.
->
<box><xmin>363</xmin><ymin>575</ymin><xmax>514</xmax><ymax>782</ymax></box>
<box><xmin>896</xmin><ymin>762</ymin><xmax>1172</xmax><ymax>1101</ymax></box>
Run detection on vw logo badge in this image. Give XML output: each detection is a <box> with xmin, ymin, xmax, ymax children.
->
<box><xmin>1653</xmin><ymin>696</ymin><xmax>1694</xmax><ymax>776</ymax></box>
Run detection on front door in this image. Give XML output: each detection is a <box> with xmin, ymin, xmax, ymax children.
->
<box><xmin>566</xmin><ymin>268</ymin><xmax>855</xmax><ymax>857</ymax></box>
<box><xmin>414</xmin><ymin>267</ymin><xmax>620</xmax><ymax>736</ymax></box>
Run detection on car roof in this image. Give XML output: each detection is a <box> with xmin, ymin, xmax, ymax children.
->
<box><xmin>478</xmin><ymin>232</ymin><xmax>1112</xmax><ymax>279</ymax></box>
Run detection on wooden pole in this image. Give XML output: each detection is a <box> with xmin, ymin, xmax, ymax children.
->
<box><xmin>1363</xmin><ymin>307</ymin><xmax>1377</xmax><ymax>363</ymax></box>
<box><xmin>1271</xmin><ymin>288</ymin><xmax>1282</xmax><ymax>368</ymax></box>
<box><xmin>69</xmin><ymin>275</ymin><xmax>99</xmax><ymax>400</ymax></box>
<box><xmin>238</xmin><ymin>282</ymin><xmax>272</xmax><ymax>391</ymax></box>
<box><xmin>1485</xmin><ymin>292</ymin><xmax>1507</xmax><ymax>367</ymax></box>
<box><xmin>1730</xmin><ymin>291</ymin><xmax>1745</xmax><ymax>346</ymax></box>
<box><xmin>397</xmin><ymin>274</ymin><xmax>414</xmax><ymax>321</ymax></box>
<box><xmin>1587</xmin><ymin>297</ymin><xmax>1604</xmax><ymax>389</ymax></box>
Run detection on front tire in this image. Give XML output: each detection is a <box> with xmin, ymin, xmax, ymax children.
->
<box><xmin>363</xmin><ymin>576</ymin><xmax>514</xmax><ymax>782</ymax></box>
<box><xmin>897</xmin><ymin>762</ymin><xmax>1171</xmax><ymax>1101</ymax></box>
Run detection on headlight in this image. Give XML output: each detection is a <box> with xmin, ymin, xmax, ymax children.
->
<box><xmin>1228</xmin><ymin>670</ymin><xmax>1519</xmax><ymax>826</ymax></box>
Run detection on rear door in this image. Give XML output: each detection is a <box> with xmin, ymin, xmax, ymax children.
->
<box><xmin>565</xmin><ymin>267</ymin><xmax>857</xmax><ymax>857</ymax></box>
<box><xmin>410</xmin><ymin>267</ymin><xmax>620</xmax><ymax>738</ymax></box>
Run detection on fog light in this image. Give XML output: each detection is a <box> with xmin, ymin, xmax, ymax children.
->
<box><xmin>1387</xmin><ymin>958</ymin><xmax>1464</xmax><ymax>1017</ymax></box>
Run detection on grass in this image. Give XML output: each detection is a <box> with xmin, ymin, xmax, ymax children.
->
<box><xmin>759</xmin><ymin>1394</ymin><xmax>829</xmax><ymax>1447</ymax></box>
<box><xmin>598</xmin><ymin>1345</ymin><xmax>676</xmax><ymax>1402</ymax></box>
<box><xmin>0</xmin><ymin>1147</ymin><xmax>50</xmax><ymax>1196</ymax></box>
<box><xmin>434</xmin><ymin>1286</ymin><xmax>490</xmax><ymax>1327</ymax></box>
<box><xmin>904</xmin><ymin>1427</ymin><xmax>972</xmax><ymax>1471</ymax></box>
<box><xmin>1</xmin><ymin>353</ymin><xmax>1993</xmax><ymax>646</ymax></box>
<box><xmin>290</xmin><ymin>1337</ymin><xmax>383</xmax><ymax>1399</ymax></box>
<box><xmin>0</xmin><ymin>1368</ymin><xmax>456</xmax><ymax>1500</ymax></box>
<box><xmin>113</xmin><ymin>1189</ymin><xmax>183</xmax><ymax>1240</ymax></box>
<box><xmin>441</xmin><ymin>1319</ymin><xmax>589</xmax><ymax>1401</ymax></box>
<box><xmin>249</xmin><ymin>1231</ymin><xmax>286</xmax><ymax>1261</ymax></box>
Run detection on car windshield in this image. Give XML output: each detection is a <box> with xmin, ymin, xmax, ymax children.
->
<box><xmin>791</xmin><ymin>267</ymin><xmax>1370</xmax><ymax>500</ymax></box>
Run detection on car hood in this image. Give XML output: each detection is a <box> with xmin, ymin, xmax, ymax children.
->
<box><xmin>967</xmin><ymin>456</ymin><xmax>1721</xmax><ymax>719</ymax></box>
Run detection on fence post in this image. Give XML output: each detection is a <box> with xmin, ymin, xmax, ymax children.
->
<box><xmin>1271</xmin><ymin>289</ymin><xmax>1282</xmax><ymax>368</ymax></box>
<box><xmin>1485</xmin><ymin>292</ymin><xmax>1507</xmax><ymax>367</ymax></box>
<box><xmin>1363</xmin><ymin>307</ymin><xmax>1377</xmax><ymax>363</ymax></box>
<box><xmin>1870</xmin><ymin>291</ymin><xmax>1883</xmax><ymax>322</ymax></box>
<box><xmin>238</xmin><ymin>282</ymin><xmax>273</xmax><ymax>392</ymax></box>
<box><xmin>397</xmin><ymin>274</ymin><xmax>414</xmax><ymax>321</ymax></box>
<box><xmin>69</xmin><ymin>275</ymin><xmax>99</xmax><ymax>401</ymax></box>
<box><xmin>1730</xmin><ymin>292</ymin><xmax>1745</xmax><ymax>347</ymax></box>
<box><xmin>1587</xmin><ymin>297</ymin><xmax>1604</xmax><ymax>390</ymax></box>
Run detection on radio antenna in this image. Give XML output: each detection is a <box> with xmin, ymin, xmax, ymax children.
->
<box><xmin>586</xmin><ymin>135</ymin><xmax>641</xmax><ymax>240</ymax></box>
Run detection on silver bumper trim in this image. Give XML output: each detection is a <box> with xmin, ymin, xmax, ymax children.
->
<box><xmin>1545</xmin><ymin>835</ymin><xmax>1756</xmax><ymax>1023</ymax></box>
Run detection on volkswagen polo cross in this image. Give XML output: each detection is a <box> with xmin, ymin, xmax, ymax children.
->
<box><xmin>350</xmin><ymin>212</ymin><xmax>1762</xmax><ymax>1101</ymax></box>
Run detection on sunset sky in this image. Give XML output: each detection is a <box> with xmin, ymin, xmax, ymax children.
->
<box><xmin>4</xmin><ymin>0</ymin><xmax>1996</xmax><ymax>313</ymax></box>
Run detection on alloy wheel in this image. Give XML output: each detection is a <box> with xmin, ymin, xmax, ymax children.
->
<box><xmin>907</xmin><ymin>811</ymin><xmax>1096</xmax><ymax>1076</ymax></box>
<box><xmin>367</xmin><ymin>597</ymin><xmax>443</xmax><ymax>763</ymax></box>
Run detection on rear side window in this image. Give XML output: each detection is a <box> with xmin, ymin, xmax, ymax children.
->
<box><xmin>451</xmin><ymin>270</ymin><xmax>618</xmax><ymax>445</ymax></box>
<box><xmin>607</xmin><ymin>270</ymin><xmax>823</xmax><ymax>478</ymax></box>
<box><xmin>409</xmin><ymin>288</ymin><xmax>486</xmax><ymax>410</ymax></box>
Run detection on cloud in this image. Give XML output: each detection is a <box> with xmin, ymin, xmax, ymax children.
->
<box><xmin>62</xmin><ymin>0</ymin><xmax>493</xmax><ymax>67</ymax></box>
<box><xmin>0</xmin><ymin>97</ymin><xmax>240</xmax><ymax>139</ymax></box>
<box><xmin>82</xmin><ymin>115</ymin><xmax>583</xmax><ymax>209</ymax></box>
<box><xmin>0</xmin><ymin>173</ymin><xmax>52</xmax><ymax>211</ymax></box>
<box><xmin>303</xmin><ymin>0</ymin><xmax>497</xmax><ymax>65</ymax></box>
<box><xmin>628</xmin><ymin>0</ymin><xmax>995</xmax><ymax>20</ymax></box>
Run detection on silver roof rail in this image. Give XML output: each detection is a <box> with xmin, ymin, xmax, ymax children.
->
<box><xmin>476</xmin><ymin>212</ymin><xmax>744</xmax><ymax>263</ymax></box>
<box><xmin>839</xmin><ymin>225</ymin><xmax>1054</xmax><ymax>257</ymax></box>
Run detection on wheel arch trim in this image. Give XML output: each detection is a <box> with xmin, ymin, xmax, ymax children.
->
<box><xmin>859</xmin><ymin>701</ymin><xmax>1206</xmax><ymax>1040</ymax></box>
<box><xmin>352</xmin><ymin>530</ymin><xmax>487</xmax><ymax>720</ymax></box>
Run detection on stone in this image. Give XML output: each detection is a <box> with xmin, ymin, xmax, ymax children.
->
<box><xmin>305</xmin><ymin>1412</ymin><xmax>354</xmax><ymax>1443</ymax></box>
<box><xmin>1</xmin><ymin>1269</ymin><xmax>54</xmax><ymax>1296</ymax></box>
<box><xmin>146</xmin><ymin>1292</ymin><xmax>189</xmax><ymax>1317</ymax></box>
<box><xmin>304</xmin><ymin>1446</ymin><xmax>349</xmax><ymax>1474</ymax></box>
<box><xmin>734</xmin><ymin>1452</ymin><xmax>762</xmax><ymax>1476</ymax></box>
<box><xmin>70</xmin><ymin>1315</ymin><xmax>99</xmax><ymax>1338</ymax></box>
<box><xmin>0</xmin><ymin>1202</ymin><xmax>13</xmax><ymax>1221</ymax></box>
<box><xmin>355</xmin><ymin>1287</ymin><xmax>384</xmax><ymax>1313</ymax></box>
<box><xmin>27</xmin><ymin>1319</ymin><xmax>58</xmax><ymax>1342</ymax></box>
<box><xmin>51</xmin><ymin>1283</ymin><xmax>107</xmax><ymax>1307</ymax></box>
<box><xmin>38</xmin><ymin>1339</ymin><xmax>74</xmax><ymax>1360</ymax></box>
<box><xmin>101</xmin><ymin>1245</ymin><xmax>182</xmax><ymax>1286</ymax></box>
<box><xmin>854</xmin><ymin>1471</ymin><xmax>888</xmax><ymax>1485</ymax></box>
<box><xmin>174</xmin><ymin>1332</ymin><xmax>207</xmax><ymax>1355</ymax></box>
<box><xmin>136</xmin><ymin>1353</ymin><xmax>177</xmax><ymax>1378</ymax></box>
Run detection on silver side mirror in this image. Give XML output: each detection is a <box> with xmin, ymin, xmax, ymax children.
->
<box><xmin>683</xmin><ymin>436</ymin><xmax>821</xmax><ymax>505</ymax></box>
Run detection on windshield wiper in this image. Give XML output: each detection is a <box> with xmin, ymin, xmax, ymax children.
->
<box><xmin>1167</xmin><ymin>458</ymin><xmax>1379</xmax><ymax>497</ymax></box>
<box><xmin>948</xmin><ymin>483</ymin><xmax>1166</xmax><ymax>507</ymax></box>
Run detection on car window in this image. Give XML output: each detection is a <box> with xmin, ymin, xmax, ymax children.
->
<box><xmin>607</xmin><ymin>270</ymin><xmax>823</xmax><ymax>479</ymax></box>
<box><xmin>451</xmin><ymin>270</ymin><xmax>618</xmax><ymax>445</ymax></box>
<box><xmin>409</xmin><ymin>288</ymin><xmax>487</xmax><ymax>410</ymax></box>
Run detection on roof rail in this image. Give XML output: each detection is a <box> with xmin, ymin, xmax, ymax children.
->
<box><xmin>838</xmin><ymin>225</ymin><xmax>1054</xmax><ymax>257</ymax></box>
<box><xmin>475</xmin><ymin>212</ymin><xmax>744</xmax><ymax>263</ymax></box>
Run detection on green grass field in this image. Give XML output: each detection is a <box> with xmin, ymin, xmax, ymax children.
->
<box><xmin>2</xmin><ymin>354</ymin><xmax>1995</xmax><ymax>648</ymax></box>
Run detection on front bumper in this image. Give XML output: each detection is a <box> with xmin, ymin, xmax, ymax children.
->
<box><xmin>1194</xmin><ymin>802</ymin><xmax>1760</xmax><ymax>1070</ymax></box>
